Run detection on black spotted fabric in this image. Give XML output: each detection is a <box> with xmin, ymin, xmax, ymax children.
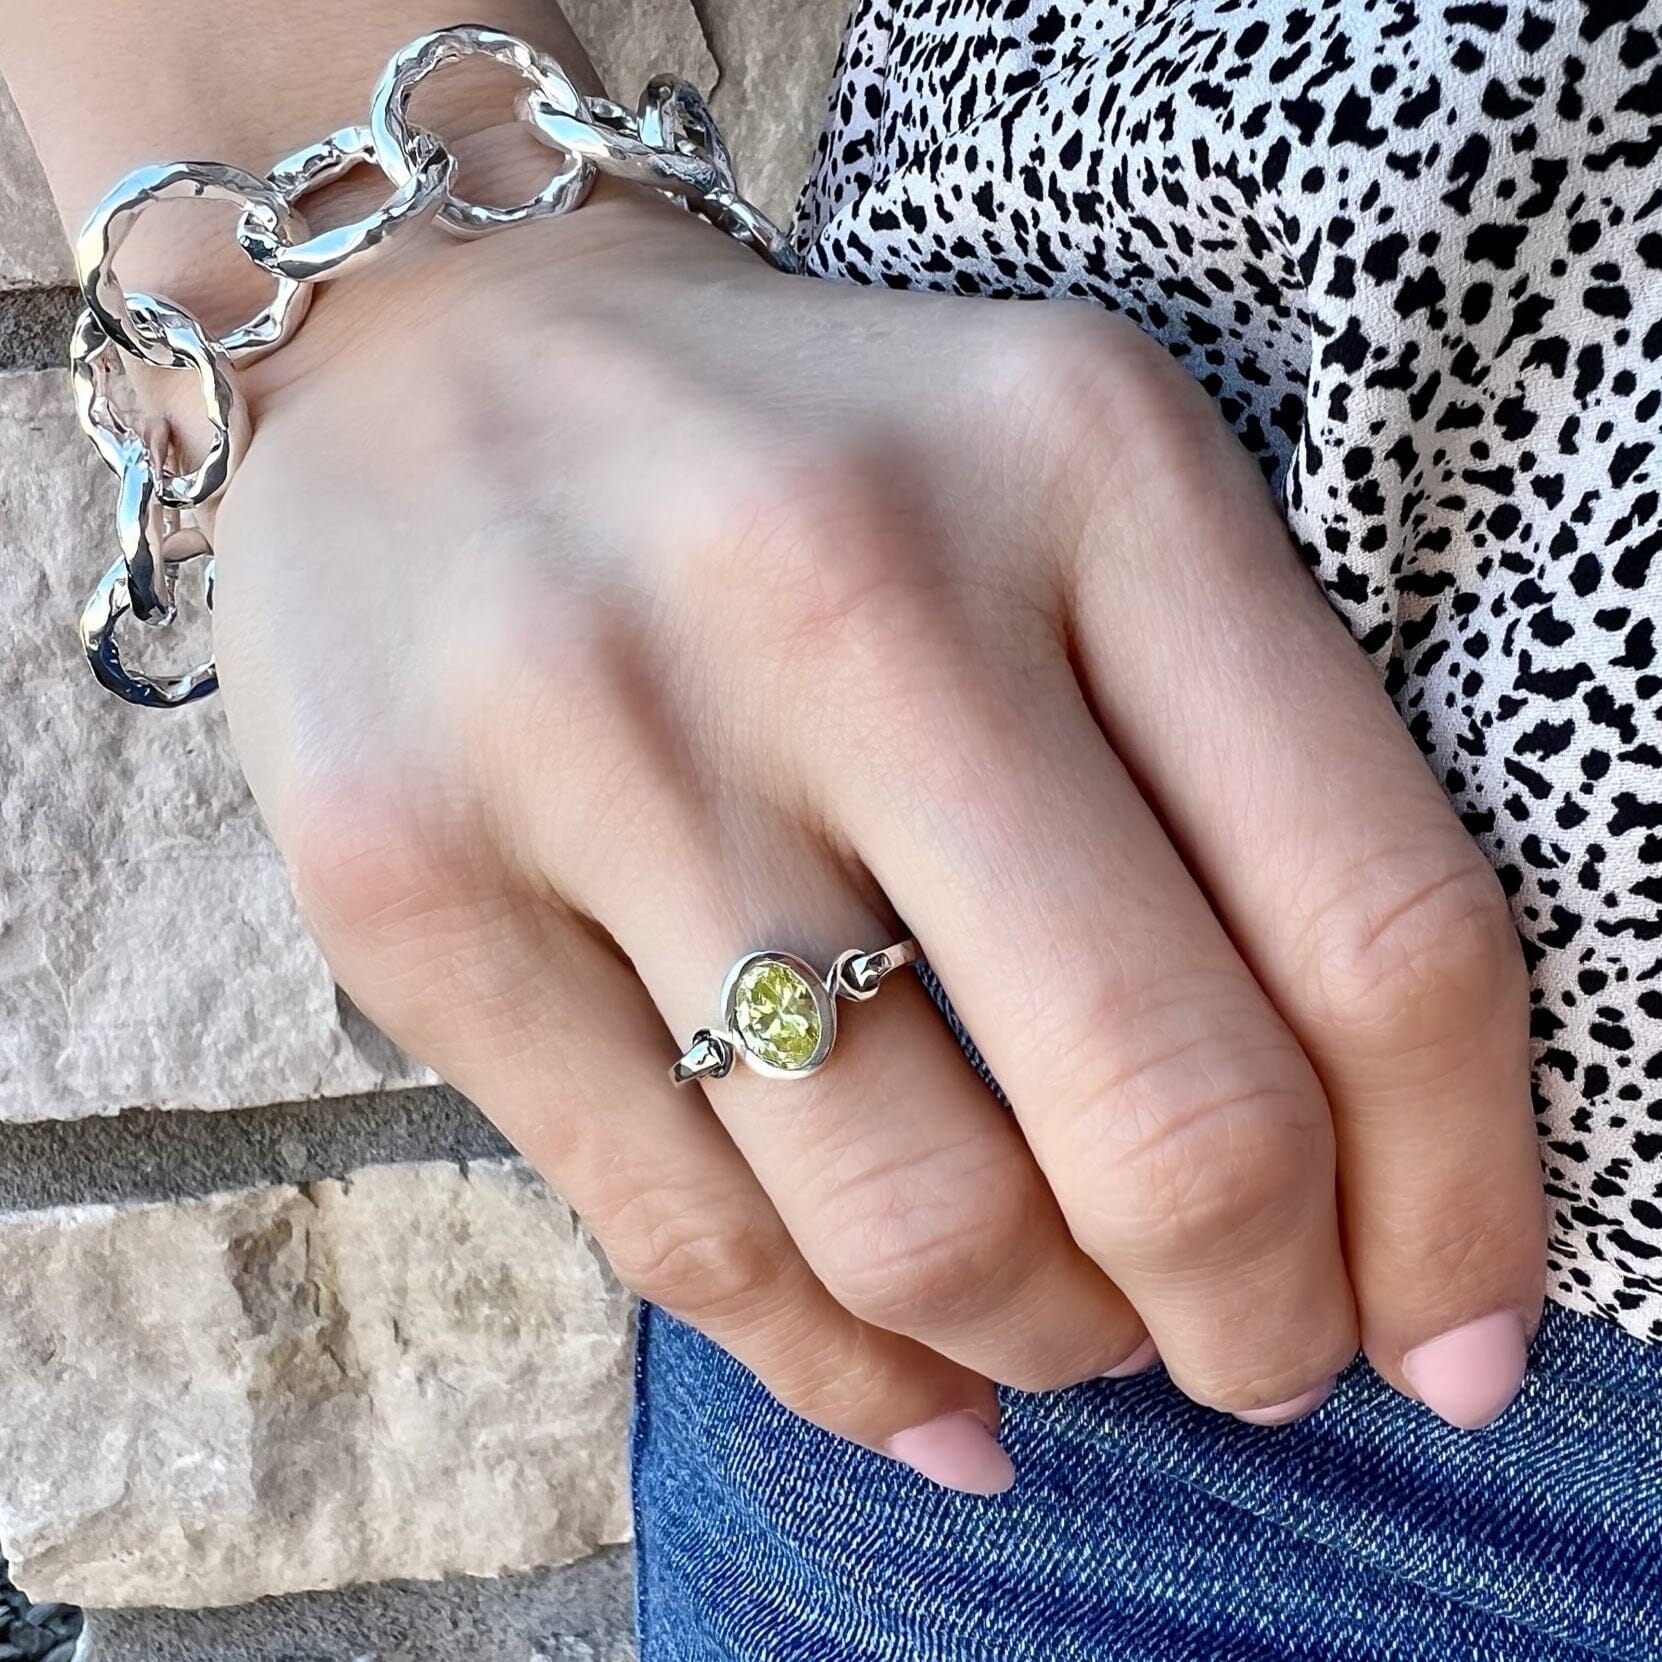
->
<box><xmin>796</xmin><ymin>0</ymin><xmax>1662</xmax><ymax>1342</ymax></box>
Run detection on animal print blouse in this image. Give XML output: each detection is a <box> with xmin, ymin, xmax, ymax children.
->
<box><xmin>797</xmin><ymin>0</ymin><xmax>1662</xmax><ymax>1343</ymax></box>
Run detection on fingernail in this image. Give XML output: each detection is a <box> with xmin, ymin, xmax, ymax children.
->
<box><xmin>1234</xmin><ymin>1378</ymin><xmax>1334</xmax><ymax>1426</ymax></box>
<box><xmin>1103</xmin><ymin>1336</ymin><xmax>1160</xmax><ymax>1378</ymax></box>
<box><xmin>886</xmin><ymin>1411</ymin><xmax>1015</xmax><ymax>1495</ymax></box>
<box><xmin>1403</xmin><ymin>1311</ymin><xmax>1528</xmax><ymax>1430</ymax></box>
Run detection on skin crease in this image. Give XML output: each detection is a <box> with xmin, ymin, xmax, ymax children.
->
<box><xmin>2</xmin><ymin>3</ymin><xmax>1547</xmax><ymax>1477</ymax></box>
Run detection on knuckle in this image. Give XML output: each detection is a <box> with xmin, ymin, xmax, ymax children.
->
<box><xmin>705</xmin><ymin>440</ymin><xmax>945</xmax><ymax>665</ymax></box>
<box><xmin>1101</xmin><ymin>1092</ymin><xmax>1327</xmax><ymax>1268</ymax></box>
<box><xmin>762</xmin><ymin>1350</ymin><xmax>875</xmax><ymax>1433</ymax></box>
<box><xmin>815</xmin><ymin>1146</ymin><xmax>1036</xmax><ymax>1332</ymax></box>
<box><xmin>1047</xmin><ymin>975</ymin><xmax>1328</xmax><ymax>1265</ymax></box>
<box><xmin>1301</xmin><ymin>846</ymin><xmax>1525</xmax><ymax>1046</ymax></box>
<box><xmin>599</xmin><ymin>1191</ymin><xmax>782</xmax><ymax>1321</ymax></box>
<box><xmin>825</xmin><ymin>1229</ymin><xmax>996</xmax><ymax>1333</ymax></box>
<box><xmin>1185</xmin><ymin>1363</ymin><xmax>1344</xmax><ymax>1418</ymax></box>
<box><xmin>990</xmin><ymin>304</ymin><xmax>1221</xmax><ymax>487</ymax></box>
<box><xmin>1413</xmin><ymin>1204</ymin><xmax>1545</xmax><ymax>1297</ymax></box>
<box><xmin>991</xmin><ymin>1344</ymin><xmax>1115</xmax><ymax>1397</ymax></box>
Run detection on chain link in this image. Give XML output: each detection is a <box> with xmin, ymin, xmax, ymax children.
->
<box><xmin>74</xmin><ymin>160</ymin><xmax>315</xmax><ymax>368</ymax></box>
<box><xmin>72</xmin><ymin>295</ymin><xmax>250</xmax><ymax>508</ymax></box>
<box><xmin>370</xmin><ymin>25</ymin><xmax>596</xmax><ymax>239</ymax></box>
<box><xmin>114</xmin><ymin>428</ymin><xmax>213</xmax><ymax>626</ymax></box>
<box><xmin>69</xmin><ymin>25</ymin><xmax>801</xmax><ymax>710</ymax></box>
<box><xmin>237</xmin><ymin>125</ymin><xmax>456</xmax><ymax>283</ymax></box>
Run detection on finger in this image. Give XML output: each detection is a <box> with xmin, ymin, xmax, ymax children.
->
<box><xmin>502</xmin><ymin>696</ymin><xmax>1153</xmax><ymax>1393</ymax></box>
<box><xmin>1048</xmin><ymin>325</ymin><xmax>1545</xmax><ymax>1426</ymax></box>
<box><xmin>641</xmin><ymin>845</ymin><xmax>1154</xmax><ymax>1393</ymax></box>
<box><xmin>745</xmin><ymin>460</ymin><xmax>1359</xmax><ymax>1418</ymax></box>
<box><xmin>282</xmin><ymin>783</ymin><xmax>1013</xmax><ymax>1492</ymax></box>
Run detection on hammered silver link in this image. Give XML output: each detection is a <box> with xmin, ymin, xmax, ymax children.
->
<box><xmin>239</xmin><ymin>125</ymin><xmax>457</xmax><ymax>283</ymax></box>
<box><xmin>115</xmin><ymin>427</ymin><xmax>212</xmax><ymax>626</ymax></box>
<box><xmin>584</xmin><ymin>97</ymin><xmax>640</xmax><ymax>133</ymax></box>
<box><xmin>71</xmin><ymin>296</ymin><xmax>251</xmax><ymax>509</ymax></box>
<box><xmin>522</xmin><ymin>82</ymin><xmax>802</xmax><ymax>273</ymax></box>
<box><xmin>80</xmin><ymin>550</ymin><xmax>218</xmax><ymax>709</ymax></box>
<box><xmin>68</xmin><ymin>26</ymin><xmax>796</xmax><ymax>708</ymax></box>
<box><xmin>370</xmin><ymin>25</ymin><xmax>595</xmax><ymax>239</ymax></box>
<box><xmin>75</xmin><ymin>161</ymin><xmax>314</xmax><ymax>366</ymax></box>
<box><xmin>524</xmin><ymin>96</ymin><xmax>730</xmax><ymax>202</ymax></box>
<box><xmin>637</xmin><ymin>77</ymin><xmax>737</xmax><ymax>195</ymax></box>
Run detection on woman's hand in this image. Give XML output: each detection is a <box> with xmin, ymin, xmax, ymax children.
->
<box><xmin>214</xmin><ymin>180</ymin><xmax>1545</xmax><ymax>1490</ymax></box>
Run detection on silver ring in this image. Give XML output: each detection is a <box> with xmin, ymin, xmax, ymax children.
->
<box><xmin>637</xmin><ymin>76</ymin><xmax>737</xmax><ymax>193</ymax></box>
<box><xmin>75</xmin><ymin>160</ymin><xmax>314</xmax><ymax>366</ymax></box>
<box><xmin>671</xmin><ymin>940</ymin><xmax>920</xmax><ymax>1085</ymax></box>
<box><xmin>240</xmin><ymin>125</ymin><xmax>456</xmax><ymax>283</ymax></box>
<box><xmin>71</xmin><ymin>298</ymin><xmax>251</xmax><ymax>509</ymax></box>
<box><xmin>114</xmin><ymin>428</ymin><xmax>212</xmax><ymax>626</ymax></box>
<box><xmin>370</xmin><ymin>25</ymin><xmax>595</xmax><ymax>240</ymax></box>
<box><xmin>79</xmin><ymin>550</ymin><xmax>217</xmax><ymax>710</ymax></box>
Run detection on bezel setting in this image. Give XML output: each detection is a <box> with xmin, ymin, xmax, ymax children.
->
<box><xmin>720</xmin><ymin>949</ymin><xmax>838</xmax><ymax>1079</ymax></box>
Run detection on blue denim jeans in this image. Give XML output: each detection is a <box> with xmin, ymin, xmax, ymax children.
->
<box><xmin>633</xmin><ymin>1300</ymin><xmax>1662</xmax><ymax>1660</ymax></box>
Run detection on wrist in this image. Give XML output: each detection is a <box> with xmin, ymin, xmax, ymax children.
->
<box><xmin>1</xmin><ymin>2</ymin><xmax>605</xmax><ymax>337</ymax></box>
<box><xmin>1</xmin><ymin>3</ymin><xmax>602</xmax><ymax>224</ymax></box>
<box><xmin>239</xmin><ymin>146</ymin><xmax>716</xmax><ymax>405</ymax></box>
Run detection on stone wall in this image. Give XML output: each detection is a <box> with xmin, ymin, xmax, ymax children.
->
<box><xmin>0</xmin><ymin>3</ymin><xmax>846</xmax><ymax>1656</ymax></box>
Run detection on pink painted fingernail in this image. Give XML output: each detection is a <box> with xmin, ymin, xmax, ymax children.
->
<box><xmin>886</xmin><ymin>1411</ymin><xmax>1014</xmax><ymax>1494</ymax></box>
<box><xmin>1103</xmin><ymin>1337</ymin><xmax>1160</xmax><ymax>1378</ymax></box>
<box><xmin>1234</xmin><ymin>1378</ymin><xmax>1334</xmax><ymax>1426</ymax></box>
<box><xmin>1403</xmin><ymin>1312</ymin><xmax>1528</xmax><ymax>1430</ymax></box>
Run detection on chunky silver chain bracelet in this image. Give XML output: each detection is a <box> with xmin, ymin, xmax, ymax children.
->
<box><xmin>68</xmin><ymin>24</ymin><xmax>799</xmax><ymax>710</ymax></box>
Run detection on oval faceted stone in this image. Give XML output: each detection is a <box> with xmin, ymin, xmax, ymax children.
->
<box><xmin>732</xmin><ymin>959</ymin><xmax>824</xmax><ymax>1070</ymax></box>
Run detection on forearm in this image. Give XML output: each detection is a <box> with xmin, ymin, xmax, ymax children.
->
<box><xmin>0</xmin><ymin>1</ymin><xmax>602</xmax><ymax>324</ymax></box>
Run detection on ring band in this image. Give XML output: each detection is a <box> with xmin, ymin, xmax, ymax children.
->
<box><xmin>671</xmin><ymin>940</ymin><xmax>920</xmax><ymax>1085</ymax></box>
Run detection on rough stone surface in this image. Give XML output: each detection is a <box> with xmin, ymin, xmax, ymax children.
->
<box><xmin>0</xmin><ymin>1159</ymin><xmax>634</xmax><ymax>1609</ymax></box>
<box><xmin>566</xmin><ymin>0</ymin><xmax>716</xmax><ymax>102</ymax></box>
<box><xmin>0</xmin><ymin>0</ymin><xmax>854</xmax><ymax>1644</ymax></box>
<box><xmin>702</xmin><ymin>0</ymin><xmax>848</xmax><ymax>226</ymax></box>
<box><xmin>80</xmin><ymin>1547</ymin><xmax>635</xmax><ymax>1662</ymax></box>
<box><xmin>0</xmin><ymin>287</ymin><xmax>76</xmax><ymax>372</ymax></box>
<box><xmin>0</xmin><ymin>369</ymin><xmax>433</xmax><ymax>1122</ymax></box>
<box><xmin>0</xmin><ymin>79</ymin><xmax>70</xmax><ymax>292</ymax></box>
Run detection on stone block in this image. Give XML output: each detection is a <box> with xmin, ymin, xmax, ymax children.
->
<box><xmin>565</xmin><ymin>0</ymin><xmax>716</xmax><ymax>102</ymax></box>
<box><xmin>0</xmin><ymin>79</ymin><xmax>71</xmax><ymax>291</ymax></box>
<box><xmin>0</xmin><ymin>1159</ymin><xmax>634</xmax><ymax>1609</ymax></box>
<box><xmin>703</xmin><ymin>0</ymin><xmax>849</xmax><ymax>225</ymax></box>
<box><xmin>0</xmin><ymin>369</ymin><xmax>434</xmax><ymax>1121</ymax></box>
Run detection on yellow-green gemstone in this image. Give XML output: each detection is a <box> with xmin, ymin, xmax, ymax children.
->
<box><xmin>733</xmin><ymin>960</ymin><xmax>823</xmax><ymax>1070</ymax></box>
